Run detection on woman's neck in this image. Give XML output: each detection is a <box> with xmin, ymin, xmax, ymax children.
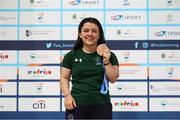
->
<box><xmin>82</xmin><ymin>46</ymin><xmax>97</xmax><ymax>54</ymax></box>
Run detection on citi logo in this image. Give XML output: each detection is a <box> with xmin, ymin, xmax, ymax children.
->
<box><xmin>114</xmin><ymin>100</ymin><xmax>139</xmax><ymax>107</ymax></box>
<box><xmin>28</xmin><ymin>69</ymin><xmax>52</xmax><ymax>75</ymax></box>
<box><xmin>32</xmin><ymin>100</ymin><xmax>46</xmax><ymax>109</ymax></box>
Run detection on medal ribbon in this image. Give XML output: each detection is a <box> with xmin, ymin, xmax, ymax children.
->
<box><xmin>100</xmin><ymin>64</ymin><xmax>109</xmax><ymax>95</ymax></box>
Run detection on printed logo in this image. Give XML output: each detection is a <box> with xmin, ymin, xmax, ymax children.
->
<box><xmin>154</xmin><ymin>31</ymin><xmax>180</xmax><ymax>37</ymax></box>
<box><xmin>32</xmin><ymin>100</ymin><xmax>46</xmax><ymax>109</ymax></box>
<box><xmin>150</xmin><ymin>85</ymin><xmax>160</xmax><ymax>92</ymax></box>
<box><xmin>111</xmin><ymin>15</ymin><xmax>123</xmax><ymax>20</ymax></box>
<box><xmin>46</xmin><ymin>43</ymin><xmax>52</xmax><ymax>48</ymax></box>
<box><xmin>117</xmin><ymin>84</ymin><xmax>124</xmax><ymax>90</ymax></box>
<box><xmin>122</xmin><ymin>0</ymin><xmax>130</xmax><ymax>6</ymax></box>
<box><xmin>150</xmin><ymin>84</ymin><xmax>180</xmax><ymax>92</ymax></box>
<box><xmin>26</xmin><ymin>30</ymin><xmax>32</xmax><ymax>37</ymax></box>
<box><xmin>122</xmin><ymin>52</ymin><xmax>130</xmax><ymax>62</ymax></box>
<box><xmin>161</xmin><ymin>52</ymin><xmax>177</xmax><ymax>59</ymax></box>
<box><xmin>166</xmin><ymin>0</ymin><xmax>173</xmax><ymax>6</ymax></box>
<box><xmin>117</xmin><ymin>29</ymin><xmax>121</xmax><ymax>35</ymax></box>
<box><xmin>168</xmin><ymin>53</ymin><xmax>175</xmax><ymax>59</ymax></box>
<box><xmin>30</xmin><ymin>53</ymin><xmax>37</xmax><ymax>59</ymax></box>
<box><xmin>142</xmin><ymin>42</ymin><xmax>148</xmax><ymax>49</ymax></box>
<box><xmin>161</xmin><ymin>100</ymin><xmax>168</xmax><ymax>106</ymax></box>
<box><xmin>134</xmin><ymin>42</ymin><xmax>139</xmax><ymax>49</ymax></box>
<box><xmin>114</xmin><ymin>100</ymin><xmax>139</xmax><ymax>107</ymax></box>
<box><xmin>160</xmin><ymin>99</ymin><xmax>180</xmax><ymax>108</ymax></box>
<box><xmin>69</xmin><ymin>0</ymin><xmax>100</xmax><ymax>6</ymax></box>
<box><xmin>36</xmin><ymin>12</ymin><xmax>44</xmax><ymax>23</ymax></box>
<box><xmin>166</xmin><ymin>67</ymin><xmax>174</xmax><ymax>78</ymax></box>
<box><xmin>69</xmin><ymin>0</ymin><xmax>81</xmax><ymax>5</ymax></box>
<box><xmin>28</xmin><ymin>68</ymin><xmax>52</xmax><ymax>75</ymax></box>
<box><xmin>0</xmin><ymin>85</ymin><xmax>2</xmax><ymax>93</ymax></box>
<box><xmin>67</xmin><ymin>113</ymin><xmax>74</xmax><ymax>120</ymax></box>
<box><xmin>0</xmin><ymin>105</ymin><xmax>4</xmax><ymax>110</ymax></box>
<box><xmin>0</xmin><ymin>53</ymin><xmax>8</xmax><ymax>61</ymax></box>
<box><xmin>111</xmin><ymin>15</ymin><xmax>141</xmax><ymax>21</ymax></box>
<box><xmin>117</xmin><ymin>84</ymin><xmax>136</xmax><ymax>91</ymax></box>
<box><xmin>36</xmin><ymin>83</ymin><xmax>43</xmax><ymax>93</ymax></box>
<box><xmin>30</xmin><ymin>0</ymin><xmax>34</xmax><ymax>3</ymax></box>
<box><xmin>72</xmin><ymin>13</ymin><xmax>86</xmax><ymax>21</ymax></box>
<box><xmin>74</xmin><ymin>58</ymin><xmax>82</xmax><ymax>63</ymax></box>
<box><xmin>161</xmin><ymin>53</ymin><xmax>166</xmax><ymax>59</ymax></box>
<box><xmin>166</xmin><ymin>13</ymin><xmax>173</xmax><ymax>22</ymax></box>
<box><xmin>116</xmin><ymin>29</ymin><xmax>132</xmax><ymax>37</ymax></box>
<box><xmin>95</xmin><ymin>56</ymin><xmax>102</xmax><ymax>65</ymax></box>
<box><xmin>30</xmin><ymin>53</ymin><xmax>49</xmax><ymax>60</ymax></box>
<box><xmin>154</xmin><ymin>31</ymin><xmax>166</xmax><ymax>36</ymax></box>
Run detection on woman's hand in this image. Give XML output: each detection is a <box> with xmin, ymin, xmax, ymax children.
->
<box><xmin>64</xmin><ymin>94</ymin><xmax>77</xmax><ymax>110</ymax></box>
<box><xmin>97</xmin><ymin>44</ymin><xmax>111</xmax><ymax>64</ymax></box>
<box><xmin>102</xmin><ymin>46</ymin><xmax>111</xmax><ymax>65</ymax></box>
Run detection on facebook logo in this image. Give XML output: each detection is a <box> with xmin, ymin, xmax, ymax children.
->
<box><xmin>134</xmin><ymin>42</ymin><xmax>139</xmax><ymax>49</ymax></box>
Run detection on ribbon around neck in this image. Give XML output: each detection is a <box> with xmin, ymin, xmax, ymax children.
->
<box><xmin>100</xmin><ymin>64</ymin><xmax>109</xmax><ymax>95</ymax></box>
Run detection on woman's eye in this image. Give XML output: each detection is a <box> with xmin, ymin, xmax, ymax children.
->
<box><xmin>92</xmin><ymin>30</ymin><xmax>98</xmax><ymax>33</ymax></box>
<box><xmin>83</xmin><ymin>29</ymin><xmax>89</xmax><ymax>32</ymax></box>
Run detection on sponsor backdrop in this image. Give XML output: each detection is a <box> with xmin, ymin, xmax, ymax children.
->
<box><xmin>0</xmin><ymin>0</ymin><xmax>180</xmax><ymax>119</ymax></box>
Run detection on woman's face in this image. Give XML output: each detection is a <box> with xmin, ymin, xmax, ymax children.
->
<box><xmin>79</xmin><ymin>22</ymin><xmax>100</xmax><ymax>47</ymax></box>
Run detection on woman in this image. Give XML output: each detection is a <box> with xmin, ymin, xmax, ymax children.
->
<box><xmin>60</xmin><ymin>17</ymin><xmax>119</xmax><ymax>119</ymax></box>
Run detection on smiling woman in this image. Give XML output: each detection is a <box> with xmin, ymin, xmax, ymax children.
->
<box><xmin>79</xmin><ymin>22</ymin><xmax>100</xmax><ymax>51</ymax></box>
<box><xmin>60</xmin><ymin>17</ymin><xmax>119</xmax><ymax>119</ymax></box>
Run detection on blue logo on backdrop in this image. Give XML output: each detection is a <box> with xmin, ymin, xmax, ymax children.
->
<box><xmin>142</xmin><ymin>42</ymin><xmax>149</xmax><ymax>48</ymax></box>
<box><xmin>69</xmin><ymin>0</ymin><xmax>81</xmax><ymax>5</ymax></box>
<box><xmin>134</xmin><ymin>42</ymin><xmax>139</xmax><ymax>49</ymax></box>
<box><xmin>46</xmin><ymin>43</ymin><xmax>52</xmax><ymax>48</ymax></box>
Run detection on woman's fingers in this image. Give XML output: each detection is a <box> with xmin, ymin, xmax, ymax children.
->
<box><xmin>65</xmin><ymin>95</ymin><xmax>77</xmax><ymax>110</ymax></box>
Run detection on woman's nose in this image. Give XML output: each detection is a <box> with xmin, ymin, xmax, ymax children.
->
<box><xmin>87</xmin><ymin>31</ymin><xmax>93</xmax><ymax>35</ymax></box>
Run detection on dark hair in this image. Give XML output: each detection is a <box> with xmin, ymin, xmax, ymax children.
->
<box><xmin>73</xmin><ymin>17</ymin><xmax>106</xmax><ymax>49</ymax></box>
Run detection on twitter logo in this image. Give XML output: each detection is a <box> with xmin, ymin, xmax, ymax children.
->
<box><xmin>46</xmin><ymin>43</ymin><xmax>52</xmax><ymax>49</ymax></box>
